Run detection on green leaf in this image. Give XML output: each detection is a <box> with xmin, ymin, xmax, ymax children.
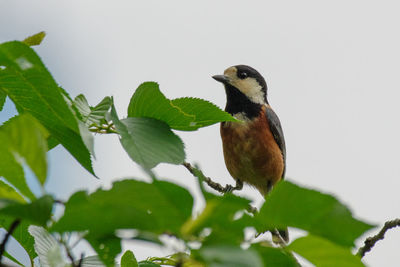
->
<box><xmin>28</xmin><ymin>226</ymin><xmax>69</xmax><ymax>267</ymax></box>
<box><xmin>4</xmin><ymin>250</ymin><xmax>24</xmax><ymax>266</ymax></box>
<box><xmin>0</xmin><ymin>41</ymin><xmax>95</xmax><ymax>176</ymax></box>
<box><xmin>195</xmin><ymin>245</ymin><xmax>263</xmax><ymax>267</ymax></box>
<box><xmin>127</xmin><ymin>82</ymin><xmax>236</xmax><ymax>131</ymax></box>
<box><xmin>288</xmin><ymin>235</ymin><xmax>365</xmax><ymax>267</ymax></box>
<box><xmin>255</xmin><ymin>181</ymin><xmax>374</xmax><ymax>247</ymax></box>
<box><xmin>22</xmin><ymin>31</ymin><xmax>46</xmax><ymax>46</ymax></box>
<box><xmin>86</xmin><ymin>233</ymin><xmax>120</xmax><ymax>267</ymax></box>
<box><xmin>0</xmin><ymin>180</ymin><xmax>26</xmax><ymax>203</ymax></box>
<box><xmin>0</xmin><ymin>195</ymin><xmax>53</xmax><ymax>226</ymax></box>
<box><xmin>1</xmin><ymin>113</ymin><xmax>49</xmax><ymax>185</ymax></box>
<box><xmin>0</xmin><ymin>89</ymin><xmax>5</xmax><ymax>111</ymax></box>
<box><xmin>121</xmin><ymin>250</ymin><xmax>138</xmax><ymax>267</ymax></box>
<box><xmin>181</xmin><ymin>194</ymin><xmax>250</xmax><ymax>245</ymax></box>
<box><xmin>79</xmin><ymin>256</ymin><xmax>106</xmax><ymax>267</ymax></box>
<box><xmin>111</xmin><ymin>104</ymin><xmax>185</xmax><ymax>169</ymax></box>
<box><xmin>74</xmin><ymin>95</ymin><xmax>111</xmax><ymax>127</ymax></box>
<box><xmin>51</xmin><ymin>179</ymin><xmax>193</xmax><ymax>236</ymax></box>
<box><xmin>0</xmin><ymin>128</ymin><xmax>35</xmax><ymax>200</ymax></box>
<box><xmin>138</xmin><ymin>262</ymin><xmax>161</xmax><ymax>267</ymax></box>
<box><xmin>171</xmin><ymin>97</ymin><xmax>237</xmax><ymax>128</ymax></box>
<box><xmin>0</xmin><ymin>218</ymin><xmax>37</xmax><ymax>260</ymax></box>
<box><xmin>252</xmin><ymin>244</ymin><xmax>300</xmax><ymax>267</ymax></box>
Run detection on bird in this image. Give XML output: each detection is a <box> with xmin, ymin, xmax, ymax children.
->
<box><xmin>212</xmin><ymin>64</ymin><xmax>287</xmax><ymax>242</ymax></box>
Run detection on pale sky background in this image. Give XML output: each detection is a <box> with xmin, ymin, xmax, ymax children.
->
<box><xmin>1</xmin><ymin>0</ymin><xmax>400</xmax><ymax>266</ymax></box>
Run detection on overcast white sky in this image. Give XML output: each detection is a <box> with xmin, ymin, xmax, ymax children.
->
<box><xmin>1</xmin><ymin>0</ymin><xmax>400</xmax><ymax>266</ymax></box>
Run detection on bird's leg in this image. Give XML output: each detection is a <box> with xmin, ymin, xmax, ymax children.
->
<box><xmin>223</xmin><ymin>179</ymin><xmax>243</xmax><ymax>194</ymax></box>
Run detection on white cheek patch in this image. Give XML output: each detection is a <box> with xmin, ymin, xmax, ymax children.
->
<box><xmin>232</xmin><ymin>78</ymin><xmax>265</xmax><ymax>104</ymax></box>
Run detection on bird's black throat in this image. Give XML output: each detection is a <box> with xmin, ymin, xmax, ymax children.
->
<box><xmin>224</xmin><ymin>84</ymin><xmax>264</xmax><ymax>119</ymax></box>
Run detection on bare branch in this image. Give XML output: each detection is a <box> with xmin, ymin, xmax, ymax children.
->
<box><xmin>357</xmin><ymin>218</ymin><xmax>400</xmax><ymax>258</ymax></box>
<box><xmin>0</xmin><ymin>219</ymin><xmax>21</xmax><ymax>266</ymax></box>
<box><xmin>182</xmin><ymin>162</ymin><xmax>242</xmax><ymax>194</ymax></box>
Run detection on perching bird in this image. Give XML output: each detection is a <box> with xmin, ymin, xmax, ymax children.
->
<box><xmin>213</xmin><ymin>65</ymin><xmax>288</xmax><ymax>242</ymax></box>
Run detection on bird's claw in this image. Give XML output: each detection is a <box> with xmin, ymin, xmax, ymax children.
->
<box><xmin>223</xmin><ymin>180</ymin><xmax>243</xmax><ymax>194</ymax></box>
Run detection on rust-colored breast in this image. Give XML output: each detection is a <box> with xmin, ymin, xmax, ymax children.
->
<box><xmin>220</xmin><ymin>107</ymin><xmax>284</xmax><ymax>195</ymax></box>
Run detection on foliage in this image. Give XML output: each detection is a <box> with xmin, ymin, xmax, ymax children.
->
<box><xmin>0</xmin><ymin>33</ymin><xmax>377</xmax><ymax>267</ymax></box>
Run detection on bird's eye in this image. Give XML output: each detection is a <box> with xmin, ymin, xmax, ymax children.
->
<box><xmin>238</xmin><ymin>71</ymin><xmax>248</xmax><ymax>79</ymax></box>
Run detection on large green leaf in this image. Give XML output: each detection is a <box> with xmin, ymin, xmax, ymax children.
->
<box><xmin>0</xmin><ymin>180</ymin><xmax>26</xmax><ymax>203</ymax></box>
<box><xmin>121</xmin><ymin>250</ymin><xmax>138</xmax><ymax>267</ymax></box>
<box><xmin>171</xmin><ymin>97</ymin><xmax>237</xmax><ymax>128</ymax></box>
<box><xmin>252</xmin><ymin>244</ymin><xmax>299</xmax><ymax>267</ymax></box>
<box><xmin>0</xmin><ymin>41</ymin><xmax>94</xmax><ymax>175</ymax></box>
<box><xmin>0</xmin><ymin>195</ymin><xmax>53</xmax><ymax>226</ymax></box>
<box><xmin>0</xmin><ymin>218</ymin><xmax>37</xmax><ymax>260</ymax></box>
<box><xmin>0</xmin><ymin>89</ymin><xmax>5</xmax><ymax>111</ymax></box>
<box><xmin>51</xmin><ymin>179</ymin><xmax>193</xmax><ymax>235</ymax></box>
<box><xmin>28</xmin><ymin>226</ymin><xmax>69</xmax><ymax>267</ymax></box>
<box><xmin>194</xmin><ymin>245</ymin><xmax>263</xmax><ymax>267</ymax></box>
<box><xmin>127</xmin><ymin>82</ymin><xmax>236</xmax><ymax>131</ymax></box>
<box><xmin>288</xmin><ymin>235</ymin><xmax>365</xmax><ymax>267</ymax></box>
<box><xmin>255</xmin><ymin>181</ymin><xmax>374</xmax><ymax>247</ymax></box>
<box><xmin>1</xmin><ymin>114</ymin><xmax>49</xmax><ymax>185</ymax></box>
<box><xmin>0</xmin><ymin>128</ymin><xmax>35</xmax><ymax>200</ymax></box>
<box><xmin>111</xmin><ymin>105</ymin><xmax>185</xmax><ymax>169</ymax></box>
<box><xmin>86</xmin><ymin>233</ymin><xmax>121</xmax><ymax>267</ymax></box>
<box><xmin>181</xmin><ymin>193</ymin><xmax>251</xmax><ymax>246</ymax></box>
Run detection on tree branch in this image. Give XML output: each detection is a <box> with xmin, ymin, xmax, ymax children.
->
<box><xmin>182</xmin><ymin>162</ymin><xmax>242</xmax><ymax>194</ymax></box>
<box><xmin>0</xmin><ymin>219</ymin><xmax>21</xmax><ymax>266</ymax></box>
<box><xmin>357</xmin><ymin>218</ymin><xmax>400</xmax><ymax>258</ymax></box>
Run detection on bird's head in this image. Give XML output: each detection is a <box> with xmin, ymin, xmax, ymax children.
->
<box><xmin>213</xmin><ymin>65</ymin><xmax>268</xmax><ymax>105</ymax></box>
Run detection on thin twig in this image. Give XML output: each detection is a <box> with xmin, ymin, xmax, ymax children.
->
<box><xmin>182</xmin><ymin>162</ymin><xmax>242</xmax><ymax>194</ymax></box>
<box><xmin>60</xmin><ymin>237</ymin><xmax>79</xmax><ymax>267</ymax></box>
<box><xmin>76</xmin><ymin>253</ymin><xmax>84</xmax><ymax>267</ymax></box>
<box><xmin>357</xmin><ymin>218</ymin><xmax>400</xmax><ymax>258</ymax></box>
<box><xmin>0</xmin><ymin>219</ymin><xmax>21</xmax><ymax>266</ymax></box>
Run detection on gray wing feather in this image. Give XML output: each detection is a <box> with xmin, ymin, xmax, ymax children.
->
<box><xmin>265</xmin><ymin>108</ymin><xmax>286</xmax><ymax>178</ymax></box>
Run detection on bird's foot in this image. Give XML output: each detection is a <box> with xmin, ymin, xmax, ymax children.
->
<box><xmin>223</xmin><ymin>180</ymin><xmax>243</xmax><ymax>194</ymax></box>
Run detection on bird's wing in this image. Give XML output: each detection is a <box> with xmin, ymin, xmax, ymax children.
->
<box><xmin>265</xmin><ymin>107</ymin><xmax>286</xmax><ymax>178</ymax></box>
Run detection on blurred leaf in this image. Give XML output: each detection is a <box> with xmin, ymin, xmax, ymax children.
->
<box><xmin>1</xmin><ymin>113</ymin><xmax>49</xmax><ymax>185</ymax></box>
<box><xmin>0</xmin><ymin>41</ymin><xmax>95</xmax><ymax>176</ymax></box>
<box><xmin>252</xmin><ymin>244</ymin><xmax>300</xmax><ymax>267</ymax></box>
<box><xmin>4</xmin><ymin>250</ymin><xmax>24</xmax><ymax>266</ymax></box>
<box><xmin>0</xmin><ymin>89</ymin><xmax>5</xmax><ymax>111</ymax></box>
<box><xmin>288</xmin><ymin>235</ymin><xmax>365</xmax><ymax>267</ymax></box>
<box><xmin>0</xmin><ymin>218</ymin><xmax>37</xmax><ymax>260</ymax></box>
<box><xmin>171</xmin><ymin>97</ymin><xmax>237</xmax><ymax>128</ymax></box>
<box><xmin>52</xmin><ymin>179</ymin><xmax>193</xmax><ymax>236</ymax></box>
<box><xmin>0</xmin><ymin>195</ymin><xmax>53</xmax><ymax>226</ymax></box>
<box><xmin>255</xmin><ymin>181</ymin><xmax>374</xmax><ymax>247</ymax></box>
<box><xmin>0</xmin><ymin>128</ymin><xmax>35</xmax><ymax>200</ymax></box>
<box><xmin>47</xmin><ymin>135</ymin><xmax>60</xmax><ymax>150</ymax></box>
<box><xmin>28</xmin><ymin>226</ymin><xmax>69</xmax><ymax>267</ymax></box>
<box><xmin>79</xmin><ymin>256</ymin><xmax>106</xmax><ymax>267</ymax></box>
<box><xmin>181</xmin><ymin>193</ymin><xmax>251</xmax><ymax>246</ymax></box>
<box><xmin>0</xmin><ymin>180</ymin><xmax>26</xmax><ymax>202</ymax></box>
<box><xmin>194</xmin><ymin>245</ymin><xmax>263</xmax><ymax>267</ymax></box>
<box><xmin>127</xmin><ymin>82</ymin><xmax>236</xmax><ymax>131</ymax></box>
<box><xmin>111</xmin><ymin>104</ymin><xmax>185</xmax><ymax>169</ymax></box>
<box><xmin>86</xmin><ymin>233</ymin><xmax>120</xmax><ymax>267</ymax></box>
<box><xmin>22</xmin><ymin>31</ymin><xmax>46</xmax><ymax>46</ymax></box>
<box><xmin>121</xmin><ymin>250</ymin><xmax>138</xmax><ymax>267</ymax></box>
<box><xmin>74</xmin><ymin>95</ymin><xmax>111</xmax><ymax>127</ymax></box>
<box><xmin>138</xmin><ymin>262</ymin><xmax>161</xmax><ymax>267</ymax></box>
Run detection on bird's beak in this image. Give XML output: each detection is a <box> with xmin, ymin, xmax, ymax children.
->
<box><xmin>212</xmin><ymin>75</ymin><xmax>230</xmax><ymax>84</ymax></box>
